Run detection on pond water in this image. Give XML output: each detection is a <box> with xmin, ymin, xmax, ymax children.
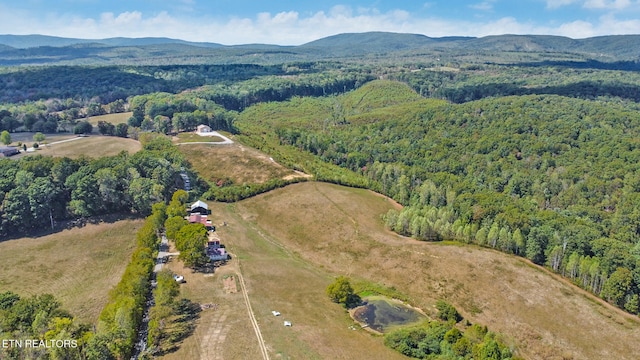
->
<box><xmin>352</xmin><ymin>296</ymin><xmax>426</xmax><ymax>333</ymax></box>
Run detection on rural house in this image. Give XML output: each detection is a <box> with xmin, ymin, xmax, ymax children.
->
<box><xmin>189</xmin><ymin>213</ymin><xmax>214</xmax><ymax>230</ymax></box>
<box><xmin>189</xmin><ymin>200</ymin><xmax>210</xmax><ymax>215</ymax></box>
<box><xmin>205</xmin><ymin>234</ymin><xmax>229</xmax><ymax>261</ymax></box>
<box><xmin>197</xmin><ymin>124</ymin><xmax>212</xmax><ymax>133</ymax></box>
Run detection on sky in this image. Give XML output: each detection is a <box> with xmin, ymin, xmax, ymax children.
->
<box><xmin>0</xmin><ymin>0</ymin><xmax>639</xmax><ymax>45</ymax></box>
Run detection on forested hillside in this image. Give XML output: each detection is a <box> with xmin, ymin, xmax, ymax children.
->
<box><xmin>235</xmin><ymin>80</ymin><xmax>640</xmax><ymax>315</ymax></box>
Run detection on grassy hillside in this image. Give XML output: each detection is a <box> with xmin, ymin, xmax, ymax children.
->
<box><xmin>87</xmin><ymin>112</ymin><xmax>133</xmax><ymax>126</ymax></box>
<box><xmin>164</xmin><ymin>190</ymin><xmax>408</xmax><ymax>360</ymax></box>
<box><xmin>178</xmin><ymin>143</ymin><xmax>301</xmax><ymax>185</ymax></box>
<box><xmin>0</xmin><ymin>218</ymin><xmax>141</xmax><ymax>323</ymax></box>
<box><xmin>230</xmin><ymin>182</ymin><xmax>640</xmax><ymax>359</ymax></box>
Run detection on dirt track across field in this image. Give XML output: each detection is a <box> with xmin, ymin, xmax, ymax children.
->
<box><xmin>233</xmin><ymin>254</ymin><xmax>269</xmax><ymax>360</ymax></box>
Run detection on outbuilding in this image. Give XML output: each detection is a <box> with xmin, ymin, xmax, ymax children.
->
<box><xmin>0</xmin><ymin>146</ymin><xmax>19</xmax><ymax>157</ymax></box>
<box><xmin>197</xmin><ymin>124</ymin><xmax>212</xmax><ymax>133</ymax></box>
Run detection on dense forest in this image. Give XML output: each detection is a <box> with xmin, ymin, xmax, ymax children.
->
<box><xmin>0</xmin><ymin>135</ymin><xmax>199</xmax><ymax>237</ymax></box>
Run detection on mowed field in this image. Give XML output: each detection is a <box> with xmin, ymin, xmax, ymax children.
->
<box><xmin>0</xmin><ymin>219</ymin><xmax>142</xmax><ymax>323</ymax></box>
<box><xmin>32</xmin><ymin>135</ymin><xmax>141</xmax><ymax>158</ymax></box>
<box><xmin>178</xmin><ymin>143</ymin><xmax>303</xmax><ymax>185</ymax></box>
<box><xmin>170</xmin><ymin>182</ymin><xmax>640</xmax><ymax>360</ymax></box>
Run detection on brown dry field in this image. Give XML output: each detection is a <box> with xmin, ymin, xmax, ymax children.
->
<box><xmin>160</xmin><ymin>253</ymin><xmax>263</xmax><ymax>360</ymax></box>
<box><xmin>161</xmin><ymin>197</ymin><xmax>405</xmax><ymax>360</ymax></box>
<box><xmin>178</xmin><ymin>143</ymin><xmax>300</xmax><ymax>185</ymax></box>
<box><xmin>86</xmin><ymin>112</ymin><xmax>133</xmax><ymax>127</ymax></box>
<box><xmin>221</xmin><ymin>182</ymin><xmax>640</xmax><ymax>360</ymax></box>
<box><xmin>33</xmin><ymin>135</ymin><xmax>141</xmax><ymax>158</ymax></box>
<box><xmin>174</xmin><ymin>132</ymin><xmax>224</xmax><ymax>143</ymax></box>
<box><xmin>0</xmin><ymin>219</ymin><xmax>141</xmax><ymax>323</ymax></box>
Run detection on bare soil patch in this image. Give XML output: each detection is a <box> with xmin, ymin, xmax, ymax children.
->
<box><xmin>223</xmin><ymin>275</ymin><xmax>238</xmax><ymax>293</ymax></box>
<box><xmin>160</xmin><ymin>247</ymin><xmax>262</xmax><ymax>360</ymax></box>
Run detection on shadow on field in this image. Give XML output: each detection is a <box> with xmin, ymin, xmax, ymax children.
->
<box><xmin>153</xmin><ymin>298</ymin><xmax>201</xmax><ymax>356</ymax></box>
<box><xmin>0</xmin><ymin>212</ymin><xmax>140</xmax><ymax>243</ymax></box>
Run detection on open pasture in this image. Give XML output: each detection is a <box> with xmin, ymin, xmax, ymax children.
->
<box><xmin>86</xmin><ymin>112</ymin><xmax>133</xmax><ymax>127</ymax></box>
<box><xmin>178</xmin><ymin>143</ymin><xmax>301</xmax><ymax>185</ymax></box>
<box><xmin>32</xmin><ymin>135</ymin><xmax>141</xmax><ymax>158</ymax></box>
<box><xmin>0</xmin><ymin>218</ymin><xmax>142</xmax><ymax>323</ymax></box>
<box><xmin>221</xmin><ymin>182</ymin><xmax>640</xmax><ymax>360</ymax></box>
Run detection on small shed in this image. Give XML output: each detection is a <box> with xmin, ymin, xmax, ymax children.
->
<box><xmin>0</xmin><ymin>146</ymin><xmax>19</xmax><ymax>157</ymax></box>
<box><xmin>197</xmin><ymin>124</ymin><xmax>212</xmax><ymax>133</ymax></box>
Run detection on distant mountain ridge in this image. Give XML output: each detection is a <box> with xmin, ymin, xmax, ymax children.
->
<box><xmin>0</xmin><ymin>32</ymin><xmax>638</xmax><ymax>65</ymax></box>
<box><xmin>0</xmin><ymin>34</ymin><xmax>224</xmax><ymax>49</ymax></box>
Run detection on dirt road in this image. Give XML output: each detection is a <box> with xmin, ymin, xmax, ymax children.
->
<box><xmin>232</xmin><ymin>253</ymin><xmax>270</xmax><ymax>360</ymax></box>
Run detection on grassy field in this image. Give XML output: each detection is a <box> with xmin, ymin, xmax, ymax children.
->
<box><xmin>161</xmin><ymin>197</ymin><xmax>405</xmax><ymax>360</ymax></box>
<box><xmin>30</xmin><ymin>135</ymin><xmax>141</xmax><ymax>158</ymax></box>
<box><xmin>86</xmin><ymin>112</ymin><xmax>133</xmax><ymax>127</ymax></box>
<box><xmin>178</xmin><ymin>143</ymin><xmax>302</xmax><ymax>185</ymax></box>
<box><xmin>173</xmin><ymin>132</ymin><xmax>224</xmax><ymax>143</ymax></box>
<box><xmin>172</xmin><ymin>182</ymin><xmax>640</xmax><ymax>360</ymax></box>
<box><xmin>0</xmin><ymin>218</ymin><xmax>142</xmax><ymax>323</ymax></box>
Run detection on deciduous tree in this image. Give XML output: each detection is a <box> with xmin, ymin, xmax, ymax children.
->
<box><xmin>1</xmin><ymin>130</ymin><xmax>11</xmax><ymax>145</ymax></box>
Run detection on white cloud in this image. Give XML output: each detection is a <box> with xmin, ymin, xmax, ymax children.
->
<box><xmin>546</xmin><ymin>0</ymin><xmax>579</xmax><ymax>9</ymax></box>
<box><xmin>0</xmin><ymin>4</ymin><xmax>639</xmax><ymax>45</ymax></box>
<box><xmin>547</xmin><ymin>0</ymin><xmax>640</xmax><ymax>10</ymax></box>
<box><xmin>470</xmin><ymin>1</ymin><xmax>496</xmax><ymax>11</ymax></box>
<box><xmin>584</xmin><ymin>0</ymin><xmax>632</xmax><ymax>9</ymax></box>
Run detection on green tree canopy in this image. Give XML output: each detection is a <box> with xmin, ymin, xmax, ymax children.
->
<box><xmin>1</xmin><ymin>130</ymin><xmax>11</xmax><ymax>145</ymax></box>
<box><xmin>326</xmin><ymin>276</ymin><xmax>361</xmax><ymax>308</ymax></box>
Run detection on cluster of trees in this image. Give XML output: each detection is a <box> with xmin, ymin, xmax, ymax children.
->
<box><xmin>0</xmin><ymin>136</ymin><xmax>197</xmax><ymax>237</ymax></box>
<box><xmin>0</xmin><ymin>96</ymin><xmax>127</xmax><ymax>134</ymax></box>
<box><xmin>89</xmin><ymin>202</ymin><xmax>165</xmax><ymax>359</ymax></box>
<box><xmin>237</xmin><ymin>79</ymin><xmax>640</xmax><ymax>315</ymax></box>
<box><xmin>384</xmin><ymin>300</ymin><xmax>514</xmax><ymax>359</ymax></box>
<box><xmin>127</xmin><ymin>91</ymin><xmax>238</xmax><ymax>135</ymax></box>
<box><xmin>384</xmin><ymin>321</ymin><xmax>515</xmax><ymax>360</ymax></box>
<box><xmin>0</xmin><ymin>62</ymin><xmax>374</xmax><ymax>138</ymax></box>
<box><xmin>164</xmin><ymin>190</ymin><xmax>210</xmax><ymax>269</ymax></box>
<box><xmin>0</xmin><ymin>292</ymin><xmax>91</xmax><ymax>360</ymax></box>
<box><xmin>147</xmin><ymin>269</ymin><xmax>180</xmax><ymax>352</ymax></box>
<box><xmin>96</xmin><ymin>120</ymin><xmax>128</xmax><ymax>137</ymax></box>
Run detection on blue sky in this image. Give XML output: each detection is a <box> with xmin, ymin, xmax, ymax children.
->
<box><xmin>0</xmin><ymin>1</ymin><xmax>639</xmax><ymax>44</ymax></box>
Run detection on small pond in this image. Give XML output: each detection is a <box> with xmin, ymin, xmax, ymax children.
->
<box><xmin>351</xmin><ymin>296</ymin><xmax>426</xmax><ymax>333</ymax></box>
